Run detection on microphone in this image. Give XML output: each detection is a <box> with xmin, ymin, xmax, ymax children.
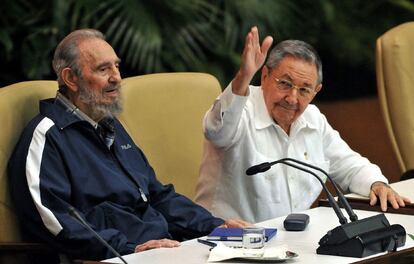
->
<box><xmin>246</xmin><ymin>162</ymin><xmax>272</xmax><ymax>175</ymax></box>
<box><xmin>246</xmin><ymin>158</ymin><xmax>406</xmax><ymax>258</ymax></box>
<box><xmin>68</xmin><ymin>206</ymin><xmax>129</xmax><ymax>264</ymax></box>
<box><xmin>247</xmin><ymin>159</ymin><xmax>348</xmax><ymax>224</ymax></box>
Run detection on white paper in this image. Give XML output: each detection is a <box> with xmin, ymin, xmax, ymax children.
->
<box><xmin>207</xmin><ymin>243</ymin><xmax>296</xmax><ymax>262</ymax></box>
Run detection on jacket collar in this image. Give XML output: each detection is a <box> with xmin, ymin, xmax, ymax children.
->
<box><xmin>40</xmin><ymin>92</ymin><xmax>98</xmax><ymax>130</ymax></box>
<box><xmin>56</xmin><ymin>92</ymin><xmax>98</xmax><ymax>128</ymax></box>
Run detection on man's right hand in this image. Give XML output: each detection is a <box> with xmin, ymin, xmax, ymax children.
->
<box><xmin>135</xmin><ymin>238</ymin><xmax>180</xmax><ymax>252</ymax></box>
<box><xmin>232</xmin><ymin>26</ymin><xmax>273</xmax><ymax>96</ymax></box>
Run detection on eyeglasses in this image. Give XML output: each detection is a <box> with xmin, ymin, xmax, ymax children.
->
<box><xmin>273</xmin><ymin>77</ymin><xmax>317</xmax><ymax>100</ymax></box>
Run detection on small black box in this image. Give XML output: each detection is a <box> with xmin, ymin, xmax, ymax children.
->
<box><xmin>284</xmin><ymin>213</ymin><xmax>310</xmax><ymax>231</ymax></box>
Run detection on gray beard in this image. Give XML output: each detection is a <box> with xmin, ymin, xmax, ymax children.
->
<box><xmin>78</xmin><ymin>84</ymin><xmax>123</xmax><ymax>120</ymax></box>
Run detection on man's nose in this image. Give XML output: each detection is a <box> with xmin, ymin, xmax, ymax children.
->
<box><xmin>109</xmin><ymin>66</ymin><xmax>122</xmax><ymax>83</ymax></box>
<box><xmin>285</xmin><ymin>88</ymin><xmax>299</xmax><ymax>104</ymax></box>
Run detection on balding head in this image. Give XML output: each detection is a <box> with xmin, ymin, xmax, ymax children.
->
<box><xmin>52</xmin><ymin>29</ymin><xmax>105</xmax><ymax>93</ymax></box>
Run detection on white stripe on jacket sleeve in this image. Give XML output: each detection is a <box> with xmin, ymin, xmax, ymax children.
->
<box><xmin>26</xmin><ymin>117</ymin><xmax>63</xmax><ymax>235</ymax></box>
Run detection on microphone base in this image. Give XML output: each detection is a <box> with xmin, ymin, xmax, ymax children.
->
<box><xmin>317</xmin><ymin>214</ymin><xmax>406</xmax><ymax>258</ymax></box>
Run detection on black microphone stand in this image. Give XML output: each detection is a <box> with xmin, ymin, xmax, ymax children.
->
<box><xmin>246</xmin><ymin>158</ymin><xmax>406</xmax><ymax>258</ymax></box>
<box><xmin>68</xmin><ymin>207</ymin><xmax>129</xmax><ymax>264</ymax></box>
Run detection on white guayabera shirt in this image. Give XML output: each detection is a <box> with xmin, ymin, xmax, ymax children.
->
<box><xmin>195</xmin><ymin>84</ymin><xmax>387</xmax><ymax>223</ymax></box>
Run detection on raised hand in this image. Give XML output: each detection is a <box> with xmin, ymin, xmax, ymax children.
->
<box><xmin>232</xmin><ymin>26</ymin><xmax>273</xmax><ymax>96</ymax></box>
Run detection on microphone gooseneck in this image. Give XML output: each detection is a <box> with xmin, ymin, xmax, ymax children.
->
<box><xmin>68</xmin><ymin>206</ymin><xmax>129</xmax><ymax>264</ymax></box>
<box><xmin>278</xmin><ymin>160</ymin><xmax>347</xmax><ymax>225</ymax></box>
<box><xmin>279</xmin><ymin>158</ymin><xmax>358</xmax><ymax>222</ymax></box>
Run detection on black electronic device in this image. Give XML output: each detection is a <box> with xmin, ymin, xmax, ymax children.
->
<box><xmin>284</xmin><ymin>213</ymin><xmax>310</xmax><ymax>231</ymax></box>
<box><xmin>246</xmin><ymin>158</ymin><xmax>406</xmax><ymax>258</ymax></box>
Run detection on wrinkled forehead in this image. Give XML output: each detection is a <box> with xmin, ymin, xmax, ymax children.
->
<box><xmin>270</xmin><ymin>57</ymin><xmax>318</xmax><ymax>85</ymax></box>
<box><xmin>77</xmin><ymin>38</ymin><xmax>119</xmax><ymax>66</ymax></box>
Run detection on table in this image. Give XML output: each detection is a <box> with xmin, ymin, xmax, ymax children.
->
<box><xmin>104</xmin><ymin>207</ymin><xmax>414</xmax><ymax>263</ymax></box>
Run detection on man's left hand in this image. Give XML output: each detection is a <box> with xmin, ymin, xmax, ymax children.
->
<box><xmin>369</xmin><ymin>181</ymin><xmax>411</xmax><ymax>211</ymax></box>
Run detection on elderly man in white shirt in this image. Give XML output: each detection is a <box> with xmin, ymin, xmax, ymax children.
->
<box><xmin>195</xmin><ymin>26</ymin><xmax>410</xmax><ymax>223</ymax></box>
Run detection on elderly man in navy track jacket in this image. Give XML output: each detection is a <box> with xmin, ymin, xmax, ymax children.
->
<box><xmin>7</xmin><ymin>29</ymin><xmax>249</xmax><ymax>262</ymax></box>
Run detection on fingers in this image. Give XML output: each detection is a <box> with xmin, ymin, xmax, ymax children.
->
<box><xmin>261</xmin><ymin>36</ymin><xmax>274</xmax><ymax>57</ymax></box>
<box><xmin>135</xmin><ymin>239</ymin><xmax>180</xmax><ymax>253</ymax></box>
<box><xmin>401</xmin><ymin>195</ymin><xmax>411</xmax><ymax>205</ymax></box>
<box><xmin>392</xmin><ymin>193</ymin><xmax>409</xmax><ymax>208</ymax></box>
<box><xmin>378</xmin><ymin>187</ymin><xmax>389</xmax><ymax>211</ymax></box>
<box><xmin>369</xmin><ymin>190</ymin><xmax>377</xmax><ymax>206</ymax></box>
<box><xmin>251</xmin><ymin>26</ymin><xmax>260</xmax><ymax>49</ymax></box>
<box><xmin>135</xmin><ymin>239</ymin><xmax>180</xmax><ymax>252</ymax></box>
<box><xmin>242</xmin><ymin>27</ymin><xmax>258</xmax><ymax>61</ymax></box>
<box><xmin>243</xmin><ymin>31</ymin><xmax>253</xmax><ymax>54</ymax></box>
<box><xmin>250</xmin><ymin>26</ymin><xmax>273</xmax><ymax>56</ymax></box>
<box><xmin>386</xmin><ymin>190</ymin><xmax>410</xmax><ymax>209</ymax></box>
<box><xmin>223</xmin><ymin>219</ymin><xmax>253</xmax><ymax>228</ymax></box>
<box><xmin>236</xmin><ymin>26</ymin><xmax>273</xmax><ymax>94</ymax></box>
<box><xmin>396</xmin><ymin>198</ymin><xmax>405</xmax><ymax>207</ymax></box>
<box><xmin>370</xmin><ymin>182</ymin><xmax>411</xmax><ymax>211</ymax></box>
<box><xmin>370</xmin><ymin>182</ymin><xmax>389</xmax><ymax>211</ymax></box>
<box><xmin>243</xmin><ymin>26</ymin><xmax>272</xmax><ymax>57</ymax></box>
<box><xmin>386</xmin><ymin>191</ymin><xmax>399</xmax><ymax>210</ymax></box>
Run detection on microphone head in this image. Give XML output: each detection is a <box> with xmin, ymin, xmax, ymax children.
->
<box><xmin>246</xmin><ymin>162</ymin><xmax>271</xmax><ymax>175</ymax></box>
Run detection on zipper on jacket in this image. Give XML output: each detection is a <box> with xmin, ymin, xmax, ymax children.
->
<box><xmin>107</xmin><ymin>146</ymin><xmax>149</xmax><ymax>204</ymax></box>
<box><xmin>139</xmin><ymin>188</ymin><xmax>148</xmax><ymax>202</ymax></box>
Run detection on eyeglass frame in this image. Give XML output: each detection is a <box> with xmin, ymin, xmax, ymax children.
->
<box><xmin>273</xmin><ymin>77</ymin><xmax>318</xmax><ymax>99</ymax></box>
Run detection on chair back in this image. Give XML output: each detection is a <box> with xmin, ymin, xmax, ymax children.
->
<box><xmin>119</xmin><ymin>72</ymin><xmax>221</xmax><ymax>199</ymax></box>
<box><xmin>376</xmin><ymin>22</ymin><xmax>414</xmax><ymax>173</ymax></box>
<box><xmin>0</xmin><ymin>81</ymin><xmax>57</xmax><ymax>243</ymax></box>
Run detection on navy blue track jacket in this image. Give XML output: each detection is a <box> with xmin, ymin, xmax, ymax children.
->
<box><xmin>8</xmin><ymin>98</ymin><xmax>224</xmax><ymax>260</ymax></box>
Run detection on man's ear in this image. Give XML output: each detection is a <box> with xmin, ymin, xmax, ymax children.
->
<box><xmin>61</xmin><ymin>68</ymin><xmax>79</xmax><ymax>93</ymax></box>
<box><xmin>261</xmin><ymin>65</ymin><xmax>269</xmax><ymax>84</ymax></box>
<box><xmin>310</xmin><ymin>84</ymin><xmax>323</xmax><ymax>102</ymax></box>
<box><xmin>315</xmin><ymin>83</ymin><xmax>322</xmax><ymax>93</ymax></box>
